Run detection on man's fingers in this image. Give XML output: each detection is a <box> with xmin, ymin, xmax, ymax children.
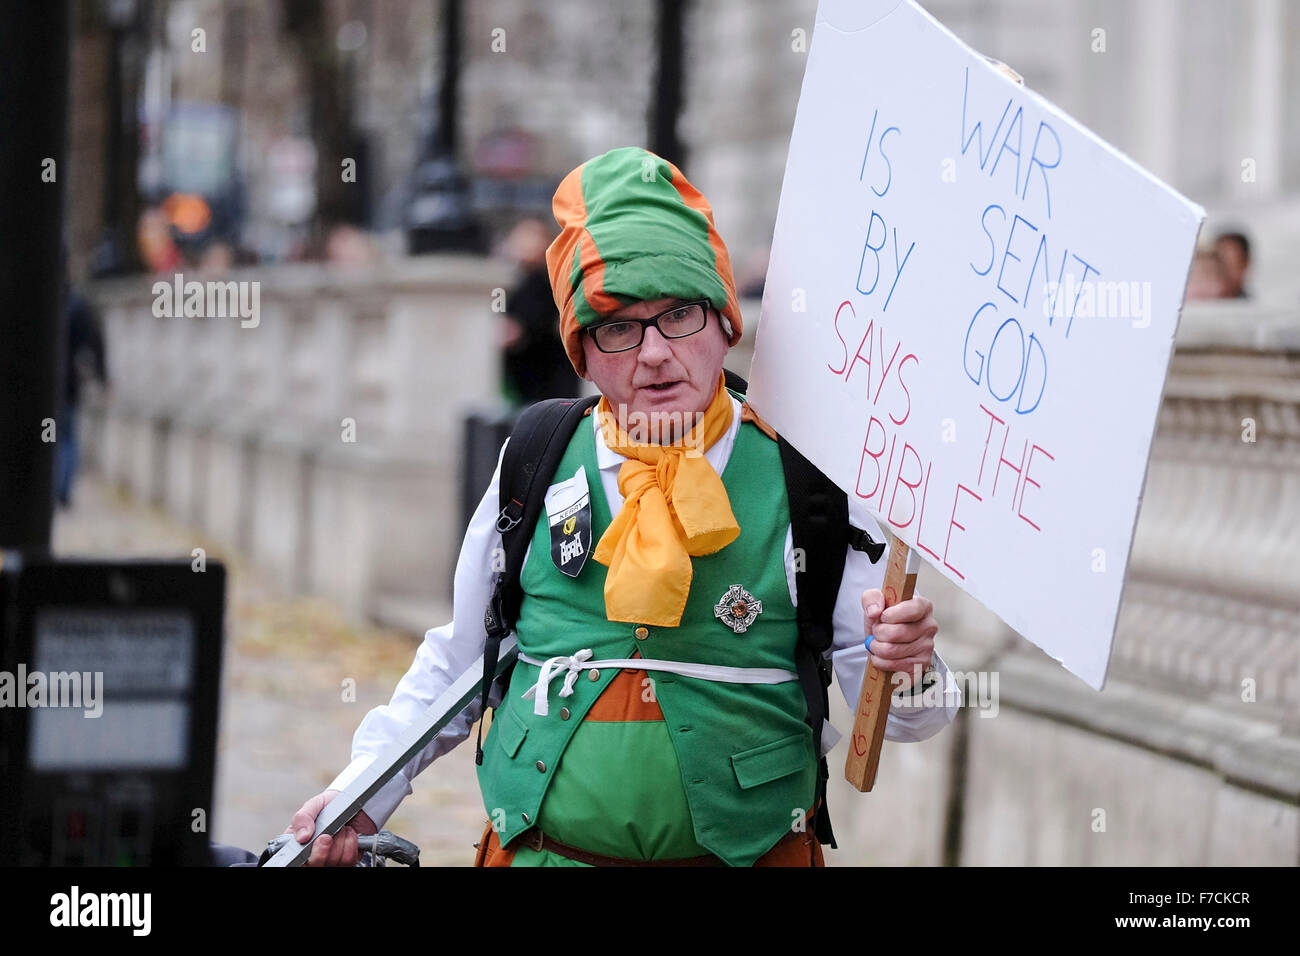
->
<box><xmin>868</xmin><ymin>640</ymin><xmax>934</xmax><ymax>662</ymax></box>
<box><xmin>290</xmin><ymin>789</ymin><xmax>339</xmax><ymax>844</ymax></box>
<box><xmin>879</xmin><ymin>594</ymin><xmax>934</xmax><ymax>624</ymax></box>
<box><xmin>326</xmin><ymin>831</ymin><xmax>348</xmax><ymax>866</ymax></box>
<box><xmin>869</xmin><ymin>652</ymin><xmax>934</xmax><ymax>673</ymax></box>
<box><xmin>291</xmin><ymin>804</ymin><xmax>319</xmax><ymax>843</ymax></box>
<box><xmin>868</xmin><ymin>620</ymin><xmax>937</xmax><ymax>646</ymax></box>
<box><xmin>306</xmin><ymin>833</ymin><xmax>331</xmax><ymax>866</ymax></box>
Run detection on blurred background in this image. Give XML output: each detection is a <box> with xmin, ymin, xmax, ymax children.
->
<box><xmin>5</xmin><ymin>0</ymin><xmax>1297</xmax><ymax>865</ymax></box>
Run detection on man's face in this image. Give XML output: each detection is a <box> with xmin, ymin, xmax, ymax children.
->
<box><xmin>580</xmin><ymin>297</ymin><xmax>729</xmax><ymax>436</ymax></box>
<box><xmin>1215</xmin><ymin>238</ymin><xmax>1248</xmax><ymax>291</ymax></box>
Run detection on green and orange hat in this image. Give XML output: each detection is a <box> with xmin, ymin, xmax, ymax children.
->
<box><xmin>545</xmin><ymin>147</ymin><xmax>744</xmax><ymax>378</ymax></box>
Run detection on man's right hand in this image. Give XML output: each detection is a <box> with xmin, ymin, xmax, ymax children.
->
<box><xmin>288</xmin><ymin>789</ymin><xmax>379</xmax><ymax>866</ymax></box>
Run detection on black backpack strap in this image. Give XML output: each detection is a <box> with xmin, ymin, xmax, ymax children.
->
<box><xmin>726</xmin><ymin>368</ymin><xmax>851</xmax><ymax>846</ymax></box>
<box><xmin>474</xmin><ymin>395</ymin><xmax>600</xmax><ymax>765</ymax></box>
<box><xmin>722</xmin><ymin>367</ymin><xmax>749</xmax><ymax>395</ymax></box>
<box><xmin>778</xmin><ymin>436</ymin><xmax>849</xmax><ymax>849</ymax></box>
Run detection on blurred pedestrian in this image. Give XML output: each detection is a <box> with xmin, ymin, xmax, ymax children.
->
<box><xmin>1213</xmin><ymin>231</ymin><xmax>1251</xmax><ymax>299</ymax></box>
<box><xmin>1186</xmin><ymin>248</ymin><xmax>1227</xmax><ymax>301</ymax></box>
<box><xmin>55</xmin><ymin>286</ymin><xmax>109</xmax><ymax>507</ymax></box>
<box><xmin>137</xmin><ymin>206</ymin><xmax>181</xmax><ymax>274</ymax></box>
<box><xmin>498</xmin><ymin>218</ymin><xmax>581</xmax><ymax>405</ymax></box>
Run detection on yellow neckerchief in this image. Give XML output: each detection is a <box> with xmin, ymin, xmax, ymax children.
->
<box><xmin>591</xmin><ymin>373</ymin><xmax>740</xmax><ymax>626</ymax></box>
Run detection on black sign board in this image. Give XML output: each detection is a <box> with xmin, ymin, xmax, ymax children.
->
<box><xmin>0</xmin><ymin>556</ymin><xmax>225</xmax><ymax>866</ymax></box>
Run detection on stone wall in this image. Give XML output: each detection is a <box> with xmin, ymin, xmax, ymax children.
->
<box><xmin>824</xmin><ymin>299</ymin><xmax>1300</xmax><ymax>865</ymax></box>
<box><xmin>84</xmin><ymin>265</ymin><xmax>1299</xmax><ymax>865</ymax></box>
<box><xmin>85</xmin><ymin>256</ymin><xmax>510</xmax><ymax>622</ymax></box>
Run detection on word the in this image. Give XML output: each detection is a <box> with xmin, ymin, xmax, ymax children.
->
<box><xmin>50</xmin><ymin>886</ymin><xmax>151</xmax><ymax>936</ymax></box>
<box><xmin>975</xmin><ymin>403</ymin><xmax>1053</xmax><ymax>532</ymax></box>
<box><xmin>152</xmin><ymin>273</ymin><xmax>260</xmax><ymax>328</ymax></box>
<box><xmin>0</xmin><ymin>666</ymin><xmax>102</xmax><ymax>718</ymax></box>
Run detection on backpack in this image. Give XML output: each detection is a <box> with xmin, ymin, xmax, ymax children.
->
<box><xmin>474</xmin><ymin>369</ymin><xmax>885</xmax><ymax>849</ymax></box>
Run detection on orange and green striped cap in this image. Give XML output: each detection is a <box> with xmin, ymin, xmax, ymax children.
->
<box><xmin>545</xmin><ymin>147</ymin><xmax>743</xmax><ymax>377</ymax></box>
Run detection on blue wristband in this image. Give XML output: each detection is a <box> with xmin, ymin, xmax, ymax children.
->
<box><xmin>865</xmin><ymin>633</ymin><xmax>875</xmax><ymax>651</ymax></box>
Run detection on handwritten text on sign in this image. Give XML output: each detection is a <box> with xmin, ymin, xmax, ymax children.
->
<box><xmin>748</xmin><ymin>0</ymin><xmax>1204</xmax><ymax>690</ymax></box>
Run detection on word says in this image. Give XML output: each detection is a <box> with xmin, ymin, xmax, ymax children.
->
<box><xmin>827</xmin><ymin>300</ymin><xmax>917</xmax><ymax>425</ymax></box>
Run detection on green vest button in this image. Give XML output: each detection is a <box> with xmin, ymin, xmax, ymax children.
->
<box><xmin>536</xmin><ymin>760</ymin><xmax>547</xmax><ymax>773</ymax></box>
<box><xmin>560</xmin><ymin>707</ymin><xmax>571</xmax><ymax>720</ymax></box>
<box><xmin>521</xmin><ymin>812</ymin><xmax>530</xmax><ymax>824</ymax></box>
<box><xmin>634</xmin><ymin>626</ymin><xmax>649</xmax><ymax>640</ymax></box>
<box><xmin>588</xmin><ymin>669</ymin><xmax>600</xmax><ymax>681</ymax></box>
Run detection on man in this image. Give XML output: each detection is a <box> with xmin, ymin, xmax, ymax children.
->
<box><xmin>498</xmin><ymin>217</ymin><xmax>582</xmax><ymax>405</ymax></box>
<box><xmin>1213</xmin><ymin>231</ymin><xmax>1251</xmax><ymax>299</ymax></box>
<box><xmin>56</xmin><ymin>284</ymin><xmax>108</xmax><ymax>508</ymax></box>
<box><xmin>289</xmin><ymin>147</ymin><xmax>960</xmax><ymax>866</ymax></box>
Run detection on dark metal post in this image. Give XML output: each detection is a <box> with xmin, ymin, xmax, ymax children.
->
<box><xmin>436</xmin><ymin>0</ymin><xmax>462</xmax><ymax>157</ymax></box>
<box><xmin>650</xmin><ymin>0</ymin><xmax>687</xmax><ymax>167</ymax></box>
<box><xmin>0</xmin><ymin>1</ymin><xmax>71</xmax><ymax>553</ymax></box>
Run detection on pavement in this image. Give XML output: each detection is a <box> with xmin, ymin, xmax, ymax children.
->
<box><xmin>52</xmin><ymin>474</ymin><xmax>488</xmax><ymax>866</ymax></box>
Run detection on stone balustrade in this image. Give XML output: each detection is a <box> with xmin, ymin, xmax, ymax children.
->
<box><xmin>83</xmin><ymin>264</ymin><xmax>1299</xmax><ymax>864</ymax></box>
<box><xmin>85</xmin><ymin>256</ymin><xmax>511</xmax><ymax>621</ymax></box>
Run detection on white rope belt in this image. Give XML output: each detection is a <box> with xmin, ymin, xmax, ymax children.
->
<box><xmin>517</xmin><ymin>650</ymin><xmax>798</xmax><ymax>717</ymax></box>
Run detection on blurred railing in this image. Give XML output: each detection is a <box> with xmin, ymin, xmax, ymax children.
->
<box><xmin>82</xmin><ymin>267</ymin><xmax>1300</xmax><ymax>863</ymax></box>
<box><xmin>84</xmin><ymin>256</ymin><xmax>510</xmax><ymax>622</ymax></box>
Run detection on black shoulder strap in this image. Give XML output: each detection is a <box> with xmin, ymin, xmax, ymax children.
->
<box><xmin>474</xmin><ymin>395</ymin><xmax>599</xmax><ymax>764</ymax></box>
<box><xmin>723</xmin><ymin>369</ymin><xmax>850</xmax><ymax>847</ymax></box>
<box><xmin>778</xmin><ymin>436</ymin><xmax>849</xmax><ymax>849</ymax></box>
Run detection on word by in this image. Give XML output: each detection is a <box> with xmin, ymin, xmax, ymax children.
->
<box><xmin>0</xmin><ymin>666</ymin><xmax>102</xmax><ymax>718</ymax></box>
<box><xmin>152</xmin><ymin>273</ymin><xmax>260</xmax><ymax>328</ymax></box>
<box><xmin>50</xmin><ymin>886</ymin><xmax>151</xmax><ymax>936</ymax></box>
<box><xmin>855</xmin><ymin>107</ymin><xmax>916</xmax><ymax>313</ymax></box>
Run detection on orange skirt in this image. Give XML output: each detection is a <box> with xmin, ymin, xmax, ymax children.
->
<box><xmin>472</xmin><ymin>820</ymin><xmax>824</xmax><ymax>867</ymax></box>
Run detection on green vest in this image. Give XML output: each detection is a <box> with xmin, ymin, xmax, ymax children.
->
<box><xmin>476</xmin><ymin>414</ymin><xmax>817</xmax><ymax>867</ymax></box>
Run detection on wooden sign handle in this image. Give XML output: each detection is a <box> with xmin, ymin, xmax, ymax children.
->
<box><xmin>843</xmin><ymin>535</ymin><xmax>920</xmax><ymax>792</ymax></box>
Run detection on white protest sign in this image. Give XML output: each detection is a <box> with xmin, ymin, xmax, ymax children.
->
<box><xmin>748</xmin><ymin>0</ymin><xmax>1205</xmax><ymax>690</ymax></box>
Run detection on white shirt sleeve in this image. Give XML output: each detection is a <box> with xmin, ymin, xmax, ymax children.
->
<box><xmin>325</xmin><ymin>442</ymin><xmax>508</xmax><ymax>829</ymax></box>
<box><xmin>784</xmin><ymin>520</ymin><xmax>962</xmax><ymax>745</ymax></box>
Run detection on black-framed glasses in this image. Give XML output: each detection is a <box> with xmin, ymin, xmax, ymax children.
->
<box><xmin>585</xmin><ymin>299</ymin><xmax>710</xmax><ymax>353</ymax></box>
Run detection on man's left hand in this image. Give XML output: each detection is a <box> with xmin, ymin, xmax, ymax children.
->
<box><xmin>862</xmin><ymin>588</ymin><xmax>937</xmax><ymax>688</ymax></box>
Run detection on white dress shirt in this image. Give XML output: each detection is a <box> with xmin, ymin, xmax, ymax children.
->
<box><xmin>329</xmin><ymin>396</ymin><xmax>962</xmax><ymax>828</ymax></box>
